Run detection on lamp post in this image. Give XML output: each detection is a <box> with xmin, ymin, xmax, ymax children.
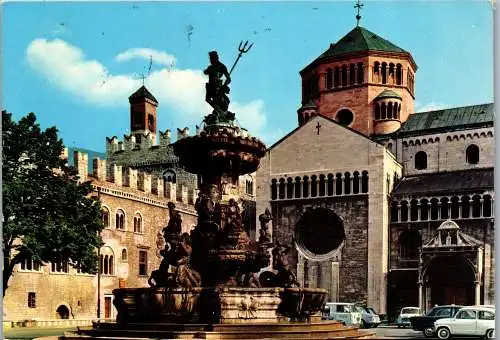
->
<box><xmin>97</xmin><ymin>186</ymin><xmax>101</xmax><ymax>320</ymax></box>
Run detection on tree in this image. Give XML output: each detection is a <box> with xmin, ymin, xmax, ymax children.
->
<box><xmin>2</xmin><ymin>111</ymin><xmax>104</xmax><ymax>296</ymax></box>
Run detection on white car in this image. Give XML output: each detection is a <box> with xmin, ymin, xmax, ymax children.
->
<box><xmin>322</xmin><ymin>302</ymin><xmax>362</xmax><ymax>326</ymax></box>
<box><xmin>396</xmin><ymin>306</ymin><xmax>421</xmax><ymax>328</ymax></box>
<box><xmin>433</xmin><ymin>306</ymin><xmax>495</xmax><ymax>340</ymax></box>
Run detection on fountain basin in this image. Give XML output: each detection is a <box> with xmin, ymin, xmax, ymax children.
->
<box><xmin>278</xmin><ymin>287</ymin><xmax>328</xmax><ymax>321</ymax></box>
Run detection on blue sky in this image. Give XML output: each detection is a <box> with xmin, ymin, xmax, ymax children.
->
<box><xmin>2</xmin><ymin>1</ymin><xmax>494</xmax><ymax>152</ymax></box>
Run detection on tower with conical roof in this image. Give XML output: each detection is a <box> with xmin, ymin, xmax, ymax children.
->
<box><xmin>298</xmin><ymin>25</ymin><xmax>417</xmax><ymax>136</ymax></box>
<box><xmin>129</xmin><ymin>85</ymin><xmax>159</xmax><ymax>143</ymax></box>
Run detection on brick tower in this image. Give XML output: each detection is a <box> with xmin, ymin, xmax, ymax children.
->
<box><xmin>129</xmin><ymin>85</ymin><xmax>159</xmax><ymax>143</ymax></box>
<box><xmin>298</xmin><ymin>26</ymin><xmax>417</xmax><ymax>136</ymax></box>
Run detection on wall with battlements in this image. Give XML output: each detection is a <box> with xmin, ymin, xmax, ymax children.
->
<box><xmin>3</xmin><ymin>150</ymin><xmax>197</xmax><ymax>322</ymax></box>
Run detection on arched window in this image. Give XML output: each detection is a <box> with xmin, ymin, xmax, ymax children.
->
<box><xmin>326</xmin><ymin>68</ymin><xmax>333</xmax><ymax>89</ymax></box>
<box><xmin>163</xmin><ymin>170</ymin><xmax>176</xmax><ymax>183</ymax></box>
<box><xmin>310</xmin><ymin>175</ymin><xmax>318</xmax><ymax>197</ymax></box>
<box><xmin>278</xmin><ymin>178</ymin><xmax>286</xmax><ymax>199</ymax></box>
<box><xmin>375</xmin><ymin>104</ymin><xmax>381</xmax><ymax>120</ymax></box>
<box><xmin>100</xmin><ymin>247</ymin><xmax>114</xmax><ymax>275</ymax></box>
<box><xmin>302</xmin><ymin>176</ymin><xmax>309</xmax><ymax>198</ymax></box>
<box><xmin>121</xmin><ymin>249</ymin><xmax>128</xmax><ymax>261</ymax></box>
<box><xmin>286</xmin><ymin>178</ymin><xmax>294</xmax><ymax>199</ymax></box>
<box><xmin>133</xmin><ymin>213</ymin><xmax>142</xmax><ymax>233</ymax></box>
<box><xmin>327</xmin><ymin>174</ymin><xmax>334</xmax><ymax>196</ymax></box>
<box><xmin>116</xmin><ymin>209</ymin><xmax>125</xmax><ymax>230</ymax></box>
<box><xmin>374</xmin><ymin>62</ymin><xmax>380</xmax><ymax>76</ymax></box>
<box><xmin>335</xmin><ymin>173</ymin><xmax>343</xmax><ymax>195</ymax></box>
<box><xmin>420</xmin><ymin>199</ymin><xmax>429</xmax><ymax>220</ymax></box>
<box><xmin>381</xmin><ymin>62</ymin><xmax>387</xmax><ymax>84</ymax></box>
<box><xmin>391</xmin><ymin>201</ymin><xmax>399</xmax><ymax>222</ymax></box>
<box><xmin>102</xmin><ymin>207</ymin><xmax>110</xmax><ymax>228</ymax></box>
<box><xmin>319</xmin><ymin>175</ymin><xmax>326</xmax><ymax>196</ymax></box>
<box><xmin>466</xmin><ymin>144</ymin><xmax>479</xmax><ymax>164</ymax></box>
<box><xmin>410</xmin><ymin>199</ymin><xmax>419</xmax><ymax>221</ymax></box>
<box><xmin>450</xmin><ymin>197</ymin><xmax>460</xmax><ymax>219</ymax></box>
<box><xmin>344</xmin><ymin>172</ymin><xmax>351</xmax><ymax>195</ymax></box>
<box><xmin>349</xmin><ymin>64</ymin><xmax>356</xmax><ymax>85</ymax></box>
<box><xmin>389</xmin><ymin>63</ymin><xmax>395</xmax><ymax>82</ymax></box>
<box><xmin>357</xmin><ymin>62</ymin><xmax>364</xmax><ymax>84</ymax></box>
<box><xmin>333</xmin><ymin>67</ymin><xmax>340</xmax><ymax>87</ymax></box>
<box><xmin>462</xmin><ymin>196</ymin><xmax>471</xmax><ymax>218</ymax></box>
<box><xmin>341</xmin><ymin>65</ymin><xmax>348</xmax><ymax>86</ymax></box>
<box><xmin>400</xmin><ymin>201</ymin><xmax>409</xmax><ymax>222</ymax></box>
<box><xmin>294</xmin><ymin>177</ymin><xmax>301</xmax><ymax>198</ymax></box>
<box><xmin>398</xmin><ymin>230</ymin><xmax>422</xmax><ymax>259</ymax></box>
<box><xmin>472</xmin><ymin>195</ymin><xmax>481</xmax><ymax>217</ymax></box>
<box><xmin>361</xmin><ymin>171</ymin><xmax>369</xmax><ymax>193</ymax></box>
<box><xmin>387</xmin><ymin>102</ymin><xmax>393</xmax><ymax>119</ymax></box>
<box><xmin>483</xmin><ymin>195</ymin><xmax>492</xmax><ymax>217</ymax></box>
<box><xmin>393</xmin><ymin>102</ymin><xmax>398</xmax><ymax>118</ymax></box>
<box><xmin>430</xmin><ymin>198</ymin><xmax>439</xmax><ymax>220</ymax></box>
<box><xmin>271</xmin><ymin>179</ymin><xmax>277</xmax><ymax>200</ymax></box>
<box><xmin>440</xmin><ymin>198</ymin><xmax>449</xmax><ymax>219</ymax></box>
<box><xmin>396</xmin><ymin>64</ymin><xmax>402</xmax><ymax>85</ymax></box>
<box><xmin>381</xmin><ymin>102</ymin><xmax>387</xmax><ymax>119</ymax></box>
<box><xmin>353</xmin><ymin>171</ymin><xmax>360</xmax><ymax>194</ymax></box>
<box><xmin>415</xmin><ymin>151</ymin><xmax>428</xmax><ymax>170</ymax></box>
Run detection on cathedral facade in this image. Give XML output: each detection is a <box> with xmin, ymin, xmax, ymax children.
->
<box><xmin>255</xmin><ymin>25</ymin><xmax>494</xmax><ymax>318</ymax></box>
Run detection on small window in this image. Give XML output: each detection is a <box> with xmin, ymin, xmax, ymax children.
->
<box><xmin>28</xmin><ymin>292</ymin><xmax>36</xmax><ymax>308</ymax></box>
<box><xmin>478</xmin><ymin>310</ymin><xmax>495</xmax><ymax>320</ymax></box>
<box><xmin>139</xmin><ymin>250</ymin><xmax>148</xmax><ymax>276</ymax></box>
<box><xmin>121</xmin><ymin>249</ymin><xmax>128</xmax><ymax>261</ymax></box>
<box><xmin>466</xmin><ymin>144</ymin><xmax>479</xmax><ymax>164</ymax></box>
<box><xmin>456</xmin><ymin>310</ymin><xmax>476</xmax><ymax>319</ymax></box>
<box><xmin>336</xmin><ymin>109</ymin><xmax>354</xmax><ymax>126</ymax></box>
<box><xmin>102</xmin><ymin>208</ymin><xmax>110</xmax><ymax>228</ymax></box>
<box><xmin>134</xmin><ymin>214</ymin><xmax>142</xmax><ymax>233</ymax></box>
<box><xmin>415</xmin><ymin>151</ymin><xmax>428</xmax><ymax>170</ymax></box>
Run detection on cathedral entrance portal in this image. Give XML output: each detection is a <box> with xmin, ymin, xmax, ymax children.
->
<box><xmin>295</xmin><ymin>208</ymin><xmax>345</xmax><ymax>300</ymax></box>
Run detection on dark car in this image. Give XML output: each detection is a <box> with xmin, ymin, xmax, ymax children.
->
<box><xmin>409</xmin><ymin>305</ymin><xmax>464</xmax><ymax>338</ymax></box>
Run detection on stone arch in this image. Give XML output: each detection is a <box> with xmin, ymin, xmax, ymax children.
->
<box><xmin>334</xmin><ymin>66</ymin><xmax>340</xmax><ymax>87</ymax></box>
<box><xmin>295</xmin><ymin>207</ymin><xmax>346</xmax><ymax>258</ymax></box>
<box><xmin>327</xmin><ymin>174</ymin><xmax>334</xmax><ymax>196</ymax></box>
<box><xmin>420</xmin><ymin>199</ymin><xmax>429</xmax><ymax>220</ymax></box>
<box><xmin>446</xmin><ymin>136</ymin><xmax>452</xmax><ymax>142</ymax></box>
<box><xmin>473</xmin><ymin>132</ymin><xmax>479</xmax><ymax>138</ymax></box>
<box><xmin>396</xmin><ymin>63</ymin><xmax>402</xmax><ymax>85</ymax></box>
<box><xmin>310</xmin><ymin>175</ymin><xmax>318</xmax><ymax>197</ymax></box>
<box><xmin>349</xmin><ymin>63</ymin><xmax>356</xmax><ymax>85</ymax></box>
<box><xmin>381</xmin><ymin>102</ymin><xmax>387</xmax><ymax>119</ymax></box>
<box><xmin>483</xmin><ymin>195</ymin><xmax>492</xmax><ymax>217</ymax></box>
<box><xmin>434</xmin><ymin>137</ymin><xmax>440</xmax><ymax>143</ymax></box>
<box><xmin>480</xmin><ymin>132</ymin><xmax>486</xmax><ymax>138</ymax></box>
<box><xmin>387</xmin><ymin>102</ymin><xmax>393</xmax><ymax>119</ymax></box>
<box><xmin>341</xmin><ymin>64</ymin><xmax>348</xmax><ymax>86</ymax></box>
<box><xmin>335</xmin><ymin>173</ymin><xmax>343</xmax><ymax>195</ymax></box>
<box><xmin>121</xmin><ymin>248</ymin><xmax>128</xmax><ymax>261</ymax></box>
<box><xmin>430</xmin><ymin>198</ymin><xmax>439</xmax><ymax>220</ymax></box>
<box><xmin>319</xmin><ymin>174</ymin><xmax>326</xmax><ymax>196</ymax></box>
<box><xmin>403</xmin><ymin>141</ymin><xmax>408</xmax><ymax>147</ymax></box>
<box><xmin>278</xmin><ymin>178</ymin><xmax>286</xmax><ymax>199</ymax></box>
<box><xmin>452</xmin><ymin>135</ymin><xmax>459</xmax><ymax>141</ymax></box>
<box><xmin>352</xmin><ymin>171</ymin><xmax>360</xmax><ymax>194</ymax></box>
<box><xmin>440</xmin><ymin>197</ymin><xmax>449</xmax><ymax>219</ymax></box>
<box><xmin>56</xmin><ymin>304</ymin><xmax>71</xmax><ymax>319</ymax></box>
<box><xmin>344</xmin><ymin>172</ymin><xmax>351</xmax><ymax>194</ymax></box>
<box><xmin>415</xmin><ymin>139</ymin><xmax>421</xmax><ymax>146</ymax></box>
<box><xmin>466</xmin><ymin>144</ymin><xmax>480</xmax><ymax>164</ymax></box>
<box><xmin>459</xmin><ymin>134</ymin><xmax>466</xmax><ymax>140</ymax></box>
<box><xmin>286</xmin><ymin>177</ymin><xmax>294</xmax><ymax>199</ymax></box>
<box><xmin>357</xmin><ymin>62</ymin><xmax>364</xmax><ymax>84</ymax></box>
<box><xmin>415</xmin><ymin>151</ymin><xmax>428</xmax><ymax>170</ymax></box>
<box><xmin>375</xmin><ymin>103</ymin><xmax>381</xmax><ymax>120</ymax></box>
<box><xmin>487</xmin><ymin>131</ymin><xmax>493</xmax><ymax>137</ymax></box>
<box><xmin>302</xmin><ymin>176</ymin><xmax>310</xmax><ymax>198</ymax></box>
<box><xmin>400</xmin><ymin>200</ymin><xmax>409</xmax><ymax>222</ymax></box>
<box><xmin>294</xmin><ymin>177</ymin><xmax>301</xmax><ymax>198</ymax></box>
<box><xmin>163</xmin><ymin>169</ymin><xmax>176</xmax><ymax>184</ymax></box>
<box><xmin>361</xmin><ymin>171</ymin><xmax>369</xmax><ymax>193</ymax></box>
<box><xmin>391</xmin><ymin>201</ymin><xmax>399</xmax><ymax>222</ymax></box>
<box><xmin>381</xmin><ymin>62</ymin><xmax>387</xmax><ymax>84</ymax></box>
<box><xmin>450</xmin><ymin>197</ymin><xmax>460</xmax><ymax>219</ymax></box>
<box><xmin>471</xmin><ymin>195</ymin><xmax>481</xmax><ymax>217</ymax></box>
<box><xmin>100</xmin><ymin>246</ymin><xmax>114</xmax><ymax>275</ymax></box>
<box><xmin>462</xmin><ymin>196</ymin><xmax>471</xmax><ymax>218</ymax></box>
<box><xmin>271</xmin><ymin>179</ymin><xmax>277</xmax><ymax>200</ymax></box>
<box><xmin>398</xmin><ymin>229</ymin><xmax>422</xmax><ymax>259</ymax></box>
<box><xmin>466</xmin><ymin>133</ymin><xmax>473</xmax><ymax>139</ymax></box>
<box><xmin>326</xmin><ymin>68</ymin><xmax>333</xmax><ymax>88</ymax></box>
<box><xmin>410</xmin><ymin>199</ymin><xmax>419</xmax><ymax>221</ymax></box>
<box><xmin>422</xmin><ymin>139</ymin><xmax>427</xmax><ymax>145</ymax></box>
<box><xmin>409</xmin><ymin>140</ymin><xmax>414</xmax><ymax>146</ymax></box>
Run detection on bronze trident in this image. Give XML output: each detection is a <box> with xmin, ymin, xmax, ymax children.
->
<box><xmin>229</xmin><ymin>40</ymin><xmax>254</xmax><ymax>75</ymax></box>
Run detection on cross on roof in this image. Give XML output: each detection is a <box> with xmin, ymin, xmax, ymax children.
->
<box><xmin>316</xmin><ymin>122</ymin><xmax>322</xmax><ymax>135</ymax></box>
<box><xmin>354</xmin><ymin>0</ymin><xmax>364</xmax><ymax>26</ymax></box>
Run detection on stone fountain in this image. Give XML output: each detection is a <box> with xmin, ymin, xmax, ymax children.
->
<box><xmin>46</xmin><ymin>47</ymin><xmax>373</xmax><ymax>340</ymax></box>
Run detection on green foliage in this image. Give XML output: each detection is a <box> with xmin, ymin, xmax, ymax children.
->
<box><xmin>2</xmin><ymin>111</ymin><xmax>104</xmax><ymax>294</ymax></box>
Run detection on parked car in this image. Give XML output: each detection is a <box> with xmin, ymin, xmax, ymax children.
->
<box><xmin>433</xmin><ymin>306</ymin><xmax>495</xmax><ymax>340</ymax></box>
<box><xmin>355</xmin><ymin>305</ymin><xmax>381</xmax><ymax>328</ymax></box>
<box><xmin>396</xmin><ymin>306</ymin><xmax>422</xmax><ymax>328</ymax></box>
<box><xmin>409</xmin><ymin>305</ymin><xmax>463</xmax><ymax>337</ymax></box>
<box><xmin>322</xmin><ymin>302</ymin><xmax>362</xmax><ymax>326</ymax></box>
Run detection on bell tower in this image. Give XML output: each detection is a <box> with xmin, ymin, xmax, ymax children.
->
<box><xmin>298</xmin><ymin>25</ymin><xmax>417</xmax><ymax>136</ymax></box>
<box><xmin>129</xmin><ymin>85</ymin><xmax>159</xmax><ymax>143</ymax></box>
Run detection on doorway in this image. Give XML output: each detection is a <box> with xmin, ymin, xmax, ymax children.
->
<box><xmin>104</xmin><ymin>296</ymin><xmax>112</xmax><ymax>319</ymax></box>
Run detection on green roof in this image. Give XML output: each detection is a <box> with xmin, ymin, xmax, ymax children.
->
<box><xmin>376</xmin><ymin>89</ymin><xmax>402</xmax><ymax>100</ymax></box>
<box><xmin>129</xmin><ymin>85</ymin><xmax>158</xmax><ymax>104</ymax></box>
<box><xmin>319</xmin><ymin>26</ymin><xmax>408</xmax><ymax>58</ymax></box>
<box><xmin>399</xmin><ymin>103</ymin><xmax>494</xmax><ymax>136</ymax></box>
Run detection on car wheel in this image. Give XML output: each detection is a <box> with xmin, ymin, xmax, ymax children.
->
<box><xmin>423</xmin><ymin>327</ymin><xmax>434</xmax><ymax>338</ymax></box>
<box><xmin>485</xmin><ymin>329</ymin><xmax>495</xmax><ymax>339</ymax></box>
<box><xmin>436</xmin><ymin>327</ymin><xmax>451</xmax><ymax>340</ymax></box>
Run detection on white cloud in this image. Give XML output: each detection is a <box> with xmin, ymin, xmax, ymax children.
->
<box><xmin>415</xmin><ymin>101</ymin><xmax>450</xmax><ymax>113</ymax></box>
<box><xmin>115</xmin><ymin>48</ymin><xmax>177</xmax><ymax>68</ymax></box>
<box><xmin>26</xmin><ymin>38</ymin><xmax>277</xmax><ymax>143</ymax></box>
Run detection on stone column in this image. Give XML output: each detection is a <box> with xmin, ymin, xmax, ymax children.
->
<box><xmin>331</xmin><ymin>261</ymin><xmax>340</xmax><ymax>302</ymax></box>
<box><xmin>397</xmin><ymin>203</ymin><xmax>401</xmax><ymax>222</ymax></box>
<box><xmin>447</xmin><ymin>198</ymin><xmax>451</xmax><ymax>219</ymax></box>
<box><xmin>480</xmin><ymin>198</ymin><xmax>484</xmax><ymax>217</ymax></box>
<box><xmin>297</xmin><ymin>255</ymin><xmax>305</xmax><ymax>287</ymax></box>
<box><xmin>437</xmin><ymin>203</ymin><xmax>442</xmax><ymax>220</ymax></box>
<box><xmin>417</xmin><ymin>203</ymin><xmax>422</xmax><ymax>221</ymax></box>
<box><xmin>475</xmin><ymin>281</ymin><xmax>481</xmax><ymax>305</ymax></box>
<box><xmin>418</xmin><ymin>282</ymin><xmax>423</xmax><ymax>311</ymax></box>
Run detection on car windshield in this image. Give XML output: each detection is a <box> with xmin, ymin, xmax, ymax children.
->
<box><xmin>355</xmin><ymin>306</ymin><xmax>366</xmax><ymax>313</ymax></box>
<box><xmin>401</xmin><ymin>307</ymin><xmax>420</xmax><ymax>314</ymax></box>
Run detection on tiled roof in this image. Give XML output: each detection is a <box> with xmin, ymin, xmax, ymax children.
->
<box><xmin>376</xmin><ymin>89</ymin><xmax>402</xmax><ymax>100</ymax></box>
<box><xmin>129</xmin><ymin>85</ymin><xmax>158</xmax><ymax>104</ymax></box>
<box><xmin>392</xmin><ymin>168</ymin><xmax>494</xmax><ymax>196</ymax></box>
<box><xmin>400</xmin><ymin>103</ymin><xmax>494</xmax><ymax>136</ymax></box>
